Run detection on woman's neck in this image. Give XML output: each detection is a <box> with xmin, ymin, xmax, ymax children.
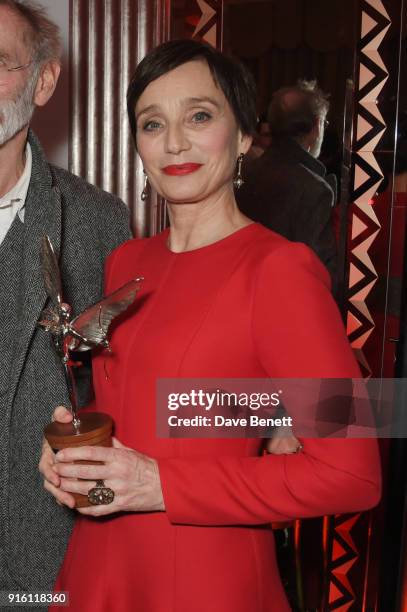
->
<box><xmin>166</xmin><ymin>188</ymin><xmax>251</xmax><ymax>253</ymax></box>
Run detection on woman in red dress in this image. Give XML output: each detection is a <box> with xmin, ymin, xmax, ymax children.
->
<box><xmin>40</xmin><ymin>40</ymin><xmax>381</xmax><ymax>611</ymax></box>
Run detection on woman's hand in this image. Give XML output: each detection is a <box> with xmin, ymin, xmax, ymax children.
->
<box><xmin>39</xmin><ymin>406</ymin><xmax>77</xmax><ymax>508</ymax></box>
<box><xmin>265</xmin><ymin>425</ymin><xmax>303</xmax><ymax>454</ymax></box>
<box><xmin>53</xmin><ymin>438</ymin><xmax>165</xmax><ymax>517</ymax></box>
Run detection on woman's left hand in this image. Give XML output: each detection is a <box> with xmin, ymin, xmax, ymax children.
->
<box><xmin>265</xmin><ymin>425</ymin><xmax>303</xmax><ymax>455</ymax></box>
<box><xmin>54</xmin><ymin>438</ymin><xmax>165</xmax><ymax>516</ymax></box>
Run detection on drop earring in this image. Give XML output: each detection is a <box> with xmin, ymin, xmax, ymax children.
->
<box><xmin>141</xmin><ymin>170</ymin><xmax>149</xmax><ymax>201</ymax></box>
<box><xmin>233</xmin><ymin>153</ymin><xmax>244</xmax><ymax>189</ymax></box>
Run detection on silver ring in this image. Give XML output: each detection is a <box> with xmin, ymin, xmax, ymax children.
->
<box><xmin>87</xmin><ymin>480</ymin><xmax>115</xmax><ymax>505</ymax></box>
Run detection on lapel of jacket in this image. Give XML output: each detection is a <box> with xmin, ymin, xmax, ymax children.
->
<box><xmin>8</xmin><ymin>130</ymin><xmax>62</xmax><ymax>408</ymax></box>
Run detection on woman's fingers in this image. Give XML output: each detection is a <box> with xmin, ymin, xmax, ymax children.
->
<box><xmin>59</xmin><ymin>477</ymin><xmax>117</xmax><ymax>499</ymax></box>
<box><xmin>55</xmin><ymin>445</ymin><xmax>115</xmax><ymax>464</ymax></box>
<box><xmin>77</xmin><ymin>503</ymin><xmax>113</xmax><ymax>517</ymax></box>
<box><xmin>266</xmin><ymin>435</ymin><xmax>302</xmax><ymax>454</ymax></box>
<box><xmin>55</xmin><ymin>462</ymin><xmax>110</xmax><ymax>480</ymax></box>
<box><xmin>43</xmin><ymin>478</ymin><xmax>75</xmax><ymax>509</ymax></box>
<box><xmin>40</xmin><ymin>406</ymin><xmax>72</xmax><ymax>490</ymax></box>
<box><xmin>265</xmin><ymin>423</ymin><xmax>303</xmax><ymax>455</ymax></box>
<box><xmin>112</xmin><ymin>437</ymin><xmax>127</xmax><ymax>449</ymax></box>
<box><xmin>59</xmin><ymin>477</ymin><xmax>97</xmax><ymax>497</ymax></box>
<box><xmin>38</xmin><ymin>438</ymin><xmax>60</xmax><ymax>487</ymax></box>
<box><xmin>53</xmin><ymin>445</ymin><xmax>165</xmax><ymax>516</ymax></box>
<box><xmin>52</xmin><ymin>405</ymin><xmax>73</xmax><ymax>423</ymax></box>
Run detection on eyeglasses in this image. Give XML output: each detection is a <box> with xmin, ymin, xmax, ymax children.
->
<box><xmin>0</xmin><ymin>60</ymin><xmax>32</xmax><ymax>76</ymax></box>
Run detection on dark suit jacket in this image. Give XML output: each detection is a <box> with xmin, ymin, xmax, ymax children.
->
<box><xmin>0</xmin><ymin>131</ymin><xmax>131</xmax><ymax>596</ymax></box>
<box><xmin>237</xmin><ymin>138</ymin><xmax>337</xmax><ymax>291</ymax></box>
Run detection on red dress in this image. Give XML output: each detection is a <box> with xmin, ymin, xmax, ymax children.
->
<box><xmin>52</xmin><ymin>223</ymin><xmax>381</xmax><ymax>612</ymax></box>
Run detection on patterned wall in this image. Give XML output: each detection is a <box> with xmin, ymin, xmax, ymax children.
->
<box><xmin>346</xmin><ymin>0</ymin><xmax>391</xmax><ymax>375</ymax></box>
<box><xmin>179</xmin><ymin>0</ymin><xmax>222</xmax><ymax>47</ymax></box>
<box><xmin>327</xmin><ymin>1</ymin><xmax>392</xmax><ymax>609</ymax></box>
<box><xmin>191</xmin><ymin>0</ymin><xmax>221</xmax><ymax>46</ymax></box>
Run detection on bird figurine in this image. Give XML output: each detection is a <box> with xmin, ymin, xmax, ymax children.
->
<box><xmin>38</xmin><ymin>235</ymin><xmax>143</xmax><ymax>428</ymax></box>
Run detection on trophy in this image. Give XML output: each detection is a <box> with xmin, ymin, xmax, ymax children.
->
<box><xmin>39</xmin><ymin>235</ymin><xmax>142</xmax><ymax>507</ymax></box>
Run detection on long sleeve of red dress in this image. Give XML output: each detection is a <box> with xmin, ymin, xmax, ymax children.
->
<box><xmin>158</xmin><ymin>242</ymin><xmax>381</xmax><ymax>525</ymax></box>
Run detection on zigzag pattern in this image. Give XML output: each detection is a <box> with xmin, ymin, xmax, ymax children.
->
<box><xmin>328</xmin><ymin>1</ymin><xmax>391</xmax><ymax>610</ymax></box>
<box><xmin>346</xmin><ymin>0</ymin><xmax>390</xmax><ymax>374</ymax></box>
<box><xmin>329</xmin><ymin>514</ymin><xmax>361</xmax><ymax>610</ymax></box>
<box><xmin>191</xmin><ymin>0</ymin><xmax>221</xmax><ymax>47</ymax></box>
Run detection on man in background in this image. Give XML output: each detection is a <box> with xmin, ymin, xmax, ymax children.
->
<box><xmin>246</xmin><ymin>114</ymin><xmax>272</xmax><ymax>160</ymax></box>
<box><xmin>237</xmin><ymin>80</ymin><xmax>337</xmax><ymax>291</ymax></box>
<box><xmin>0</xmin><ymin>0</ymin><xmax>130</xmax><ymax>601</ymax></box>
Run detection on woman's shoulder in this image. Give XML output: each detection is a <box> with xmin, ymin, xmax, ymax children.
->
<box><xmin>247</xmin><ymin>222</ymin><xmax>289</xmax><ymax>252</ymax></box>
<box><xmin>245</xmin><ymin>224</ymin><xmax>331</xmax><ymax>288</ymax></box>
<box><xmin>245</xmin><ymin>222</ymin><xmax>317</xmax><ymax>263</ymax></box>
<box><xmin>109</xmin><ymin>236</ymin><xmax>144</xmax><ymax>258</ymax></box>
<box><xmin>107</xmin><ymin>231</ymin><xmax>166</xmax><ymax>262</ymax></box>
<box><xmin>104</xmin><ymin>232</ymin><xmax>166</xmax><ymax>288</ymax></box>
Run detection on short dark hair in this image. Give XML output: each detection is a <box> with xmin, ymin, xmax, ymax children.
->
<box><xmin>0</xmin><ymin>0</ymin><xmax>61</xmax><ymax>63</ymax></box>
<box><xmin>267</xmin><ymin>80</ymin><xmax>329</xmax><ymax>141</ymax></box>
<box><xmin>127</xmin><ymin>39</ymin><xmax>257</xmax><ymax>146</ymax></box>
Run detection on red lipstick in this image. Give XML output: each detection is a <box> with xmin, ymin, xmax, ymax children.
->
<box><xmin>162</xmin><ymin>163</ymin><xmax>202</xmax><ymax>176</ymax></box>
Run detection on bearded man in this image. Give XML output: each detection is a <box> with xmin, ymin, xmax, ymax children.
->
<box><xmin>0</xmin><ymin>0</ymin><xmax>130</xmax><ymax>602</ymax></box>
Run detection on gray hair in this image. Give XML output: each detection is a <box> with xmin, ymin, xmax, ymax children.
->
<box><xmin>267</xmin><ymin>80</ymin><xmax>330</xmax><ymax>142</ymax></box>
<box><xmin>0</xmin><ymin>0</ymin><xmax>62</xmax><ymax>64</ymax></box>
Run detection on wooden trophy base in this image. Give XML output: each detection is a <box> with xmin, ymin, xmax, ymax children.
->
<box><xmin>44</xmin><ymin>412</ymin><xmax>113</xmax><ymax>508</ymax></box>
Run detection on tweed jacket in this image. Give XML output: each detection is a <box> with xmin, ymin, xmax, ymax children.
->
<box><xmin>237</xmin><ymin>138</ymin><xmax>338</xmax><ymax>293</ymax></box>
<box><xmin>0</xmin><ymin>131</ymin><xmax>131</xmax><ymax>595</ymax></box>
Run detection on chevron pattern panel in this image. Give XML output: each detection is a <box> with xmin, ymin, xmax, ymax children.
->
<box><xmin>329</xmin><ymin>514</ymin><xmax>360</xmax><ymax>610</ymax></box>
<box><xmin>327</xmin><ymin>1</ymin><xmax>391</xmax><ymax>610</ymax></box>
<box><xmin>191</xmin><ymin>0</ymin><xmax>222</xmax><ymax>48</ymax></box>
<box><xmin>327</xmin><ymin>512</ymin><xmax>374</xmax><ymax>611</ymax></box>
<box><xmin>346</xmin><ymin>0</ymin><xmax>391</xmax><ymax>375</ymax></box>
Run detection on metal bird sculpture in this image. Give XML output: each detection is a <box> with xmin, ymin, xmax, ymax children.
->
<box><xmin>39</xmin><ymin>235</ymin><xmax>143</xmax><ymax>428</ymax></box>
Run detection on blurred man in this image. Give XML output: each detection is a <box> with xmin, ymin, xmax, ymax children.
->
<box><xmin>237</xmin><ymin>80</ymin><xmax>337</xmax><ymax>291</ymax></box>
<box><xmin>0</xmin><ymin>0</ymin><xmax>130</xmax><ymax>601</ymax></box>
<box><xmin>246</xmin><ymin>115</ymin><xmax>272</xmax><ymax>160</ymax></box>
<box><xmin>256</xmin><ymin>117</ymin><xmax>272</xmax><ymax>152</ymax></box>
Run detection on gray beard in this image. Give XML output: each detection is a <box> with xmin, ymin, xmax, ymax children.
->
<box><xmin>0</xmin><ymin>75</ymin><xmax>36</xmax><ymax>146</ymax></box>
